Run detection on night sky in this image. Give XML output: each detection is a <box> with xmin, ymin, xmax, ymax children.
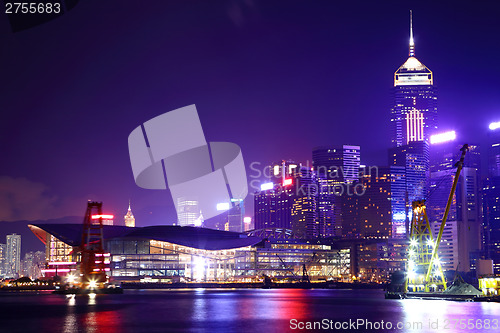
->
<box><xmin>1</xmin><ymin>0</ymin><xmax>499</xmax><ymax>225</ymax></box>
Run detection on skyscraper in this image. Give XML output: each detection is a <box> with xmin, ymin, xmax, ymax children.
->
<box><xmin>388</xmin><ymin>12</ymin><xmax>436</xmax><ymax>232</ymax></box>
<box><xmin>124</xmin><ymin>201</ymin><xmax>136</xmax><ymax>227</ymax></box>
<box><xmin>390</xmin><ymin>11</ymin><xmax>438</xmax><ymax>148</ymax></box>
<box><xmin>312</xmin><ymin>146</ymin><xmax>361</xmax><ymax>185</ymax></box>
<box><xmin>227</xmin><ymin>199</ymin><xmax>244</xmax><ymax>233</ymax></box>
<box><xmin>483</xmin><ymin>121</ymin><xmax>500</xmax><ymax>273</ymax></box>
<box><xmin>488</xmin><ymin>121</ymin><xmax>500</xmax><ymax>177</ymax></box>
<box><xmin>356</xmin><ymin>166</ymin><xmax>406</xmax><ymax>239</ymax></box>
<box><xmin>0</xmin><ymin>243</ymin><xmax>5</xmax><ymax>277</ymax></box>
<box><xmin>313</xmin><ymin>145</ymin><xmax>361</xmax><ymax>237</ymax></box>
<box><xmin>427</xmin><ymin>133</ymin><xmax>482</xmax><ymax>272</ymax></box>
<box><xmin>6</xmin><ymin>234</ymin><xmax>21</xmax><ymax>278</ymax></box>
<box><xmin>177</xmin><ymin>197</ymin><xmax>203</xmax><ymax>227</ymax></box>
<box><xmin>291</xmin><ymin>165</ymin><xmax>318</xmax><ymax>238</ymax></box>
<box><xmin>254</xmin><ymin>161</ymin><xmax>298</xmax><ymax>231</ymax></box>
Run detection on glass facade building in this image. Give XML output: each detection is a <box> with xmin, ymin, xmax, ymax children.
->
<box><xmin>390</xmin><ymin>37</ymin><xmax>438</xmax><ymax>148</ymax></box>
<box><xmin>484</xmin><ymin>125</ymin><xmax>500</xmax><ymax>273</ymax></box>
<box><xmin>426</xmin><ymin>136</ymin><xmax>483</xmax><ymax>273</ymax></box>
<box><xmin>5</xmin><ymin>234</ymin><xmax>21</xmax><ymax>278</ymax></box>
<box><xmin>28</xmin><ymin>224</ymin><xmax>351</xmax><ymax>283</ymax></box>
<box><xmin>313</xmin><ymin>145</ymin><xmax>361</xmax><ymax>237</ymax></box>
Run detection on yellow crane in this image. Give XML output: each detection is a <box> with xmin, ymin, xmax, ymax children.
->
<box><xmin>405</xmin><ymin>144</ymin><xmax>468</xmax><ymax>293</ymax></box>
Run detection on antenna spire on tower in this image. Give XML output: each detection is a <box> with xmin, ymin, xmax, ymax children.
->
<box><xmin>409</xmin><ymin>10</ymin><xmax>415</xmax><ymax>57</ymax></box>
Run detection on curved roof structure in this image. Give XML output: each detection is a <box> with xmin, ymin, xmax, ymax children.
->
<box><xmin>28</xmin><ymin>224</ymin><xmax>262</xmax><ymax>251</ymax></box>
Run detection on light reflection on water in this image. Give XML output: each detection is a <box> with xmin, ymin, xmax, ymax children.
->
<box><xmin>0</xmin><ymin>289</ymin><xmax>498</xmax><ymax>332</ymax></box>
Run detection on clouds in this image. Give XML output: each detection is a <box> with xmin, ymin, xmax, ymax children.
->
<box><xmin>0</xmin><ymin>176</ymin><xmax>81</xmax><ymax>221</ymax></box>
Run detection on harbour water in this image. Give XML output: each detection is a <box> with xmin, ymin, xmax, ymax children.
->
<box><xmin>0</xmin><ymin>289</ymin><xmax>499</xmax><ymax>332</ymax></box>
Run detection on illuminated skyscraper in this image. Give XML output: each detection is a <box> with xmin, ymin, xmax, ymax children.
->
<box><xmin>356</xmin><ymin>166</ymin><xmax>406</xmax><ymax>239</ymax></box>
<box><xmin>388</xmin><ymin>12</ymin><xmax>436</xmax><ymax>235</ymax></box>
<box><xmin>313</xmin><ymin>145</ymin><xmax>361</xmax><ymax>237</ymax></box>
<box><xmin>177</xmin><ymin>197</ymin><xmax>203</xmax><ymax>227</ymax></box>
<box><xmin>389</xmin><ymin>140</ymin><xmax>429</xmax><ymax>224</ymax></box>
<box><xmin>124</xmin><ymin>201</ymin><xmax>136</xmax><ymax>227</ymax></box>
<box><xmin>254</xmin><ymin>176</ymin><xmax>295</xmax><ymax>231</ymax></box>
<box><xmin>488</xmin><ymin>121</ymin><xmax>500</xmax><ymax>177</ymax></box>
<box><xmin>6</xmin><ymin>234</ymin><xmax>21</xmax><ymax>278</ymax></box>
<box><xmin>227</xmin><ymin>199</ymin><xmax>244</xmax><ymax>233</ymax></box>
<box><xmin>484</xmin><ymin>121</ymin><xmax>500</xmax><ymax>273</ymax></box>
<box><xmin>0</xmin><ymin>243</ymin><xmax>5</xmax><ymax>277</ymax></box>
<box><xmin>427</xmin><ymin>132</ymin><xmax>482</xmax><ymax>272</ymax></box>
<box><xmin>291</xmin><ymin>166</ymin><xmax>318</xmax><ymax>238</ymax></box>
<box><xmin>390</xmin><ymin>11</ymin><xmax>437</xmax><ymax>147</ymax></box>
<box><xmin>255</xmin><ymin>161</ymin><xmax>318</xmax><ymax>237</ymax></box>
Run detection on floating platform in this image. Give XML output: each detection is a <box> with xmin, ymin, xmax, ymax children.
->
<box><xmin>385</xmin><ymin>292</ymin><xmax>500</xmax><ymax>302</ymax></box>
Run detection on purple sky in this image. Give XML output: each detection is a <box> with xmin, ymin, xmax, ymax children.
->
<box><xmin>1</xmin><ymin>0</ymin><xmax>499</xmax><ymax>225</ymax></box>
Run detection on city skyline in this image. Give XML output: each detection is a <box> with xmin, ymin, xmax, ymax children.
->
<box><xmin>1</xmin><ymin>3</ymin><xmax>500</xmax><ymax>331</ymax></box>
<box><xmin>1</xmin><ymin>1</ymin><xmax>500</xmax><ymax>225</ymax></box>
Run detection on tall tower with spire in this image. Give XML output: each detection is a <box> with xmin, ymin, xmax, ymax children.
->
<box><xmin>124</xmin><ymin>201</ymin><xmax>136</xmax><ymax>227</ymax></box>
<box><xmin>390</xmin><ymin>10</ymin><xmax>438</xmax><ymax>147</ymax></box>
<box><xmin>388</xmin><ymin>12</ymin><xmax>437</xmax><ymax>238</ymax></box>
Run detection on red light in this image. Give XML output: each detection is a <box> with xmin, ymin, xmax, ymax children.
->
<box><xmin>283</xmin><ymin>179</ymin><xmax>293</xmax><ymax>186</ymax></box>
<box><xmin>42</xmin><ymin>269</ymin><xmax>71</xmax><ymax>273</ymax></box>
<box><xmin>91</xmin><ymin>214</ymin><xmax>114</xmax><ymax>220</ymax></box>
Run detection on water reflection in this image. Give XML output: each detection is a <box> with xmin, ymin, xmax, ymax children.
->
<box><xmin>63</xmin><ymin>295</ymin><xmax>77</xmax><ymax>333</ymax></box>
<box><xmin>2</xmin><ymin>289</ymin><xmax>500</xmax><ymax>333</ymax></box>
<box><xmin>398</xmin><ymin>298</ymin><xmax>500</xmax><ymax>332</ymax></box>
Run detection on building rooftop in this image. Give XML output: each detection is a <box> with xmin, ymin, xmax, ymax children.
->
<box><xmin>28</xmin><ymin>224</ymin><xmax>262</xmax><ymax>251</ymax></box>
<box><xmin>396</xmin><ymin>57</ymin><xmax>431</xmax><ymax>73</ymax></box>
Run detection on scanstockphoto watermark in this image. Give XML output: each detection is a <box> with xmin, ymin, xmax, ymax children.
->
<box><xmin>290</xmin><ymin>318</ymin><xmax>425</xmax><ymax>331</ymax></box>
<box><xmin>248</xmin><ymin>161</ymin><xmax>379</xmax><ymax>197</ymax></box>
<box><xmin>290</xmin><ymin>318</ymin><xmax>500</xmax><ymax>331</ymax></box>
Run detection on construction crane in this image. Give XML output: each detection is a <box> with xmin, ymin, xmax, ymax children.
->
<box><xmin>276</xmin><ymin>254</ymin><xmax>298</xmax><ymax>279</ymax></box>
<box><xmin>275</xmin><ymin>253</ymin><xmax>316</xmax><ymax>283</ymax></box>
<box><xmin>405</xmin><ymin>144</ymin><xmax>468</xmax><ymax>293</ymax></box>
<box><xmin>301</xmin><ymin>252</ymin><xmax>318</xmax><ymax>283</ymax></box>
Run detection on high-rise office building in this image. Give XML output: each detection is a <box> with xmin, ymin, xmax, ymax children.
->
<box><xmin>254</xmin><ymin>161</ymin><xmax>298</xmax><ymax>231</ymax></box>
<box><xmin>227</xmin><ymin>199</ymin><xmax>244</xmax><ymax>233</ymax></box>
<box><xmin>313</xmin><ymin>145</ymin><xmax>361</xmax><ymax>237</ymax></box>
<box><xmin>177</xmin><ymin>197</ymin><xmax>203</xmax><ymax>227</ymax></box>
<box><xmin>488</xmin><ymin>121</ymin><xmax>500</xmax><ymax>177</ymax></box>
<box><xmin>355</xmin><ymin>166</ymin><xmax>406</xmax><ymax>239</ymax></box>
<box><xmin>429</xmin><ymin>131</ymin><xmax>481</xmax><ymax>173</ymax></box>
<box><xmin>388</xmin><ymin>140</ymin><xmax>429</xmax><ymax>226</ymax></box>
<box><xmin>291</xmin><ymin>165</ymin><xmax>318</xmax><ymax>238</ymax></box>
<box><xmin>427</xmin><ymin>133</ymin><xmax>482</xmax><ymax>272</ymax></box>
<box><xmin>255</xmin><ymin>161</ymin><xmax>320</xmax><ymax>238</ymax></box>
<box><xmin>397</xmin><ymin>141</ymin><xmax>429</xmax><ymax>202</ymax></box>
<box><xmin>483</xmin><ymin>121</ymin><xmax>500</xmax><ymax>273</ymax></box>
<box><xmin>0</xmin><ymin>243</ymin><xmax>5</xmax><ymax>277</ymax></box>
<box><xmin>312</xmin><ymin>146</ymin><xmax>360</xmax><ymax>184</ymax></box>
<box><xmin>390</xmin><ymin>11</ymin><xmax>437</xmax><ymax>148</ymax></box>
<box><xmin>483</xmin><ymin>177</ymin><xmax>500</xmax><ymax>273</ymax></box>
<box><xmin>124</xmin><ymin>201</ymin><xmax>136</xmax><ymax>227</ymax></box>
<box><xmin>6</xmin><ymin>234</ymin><xmax>21</xmax><ymax>278</ymax></box>
<box><xmin>254</xmin><ymin>179</ymin><xmax>295</xmax><ymax>230</ymax></box>
<box><xmin>388</xmin><ymin>13</ymin><xmax>436</xmax><ymax>236</ymax></box>
<box><xmin>268</xmin><ymin>160</ymin><xmax>298</xmax><ymax>185</ymax></box>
